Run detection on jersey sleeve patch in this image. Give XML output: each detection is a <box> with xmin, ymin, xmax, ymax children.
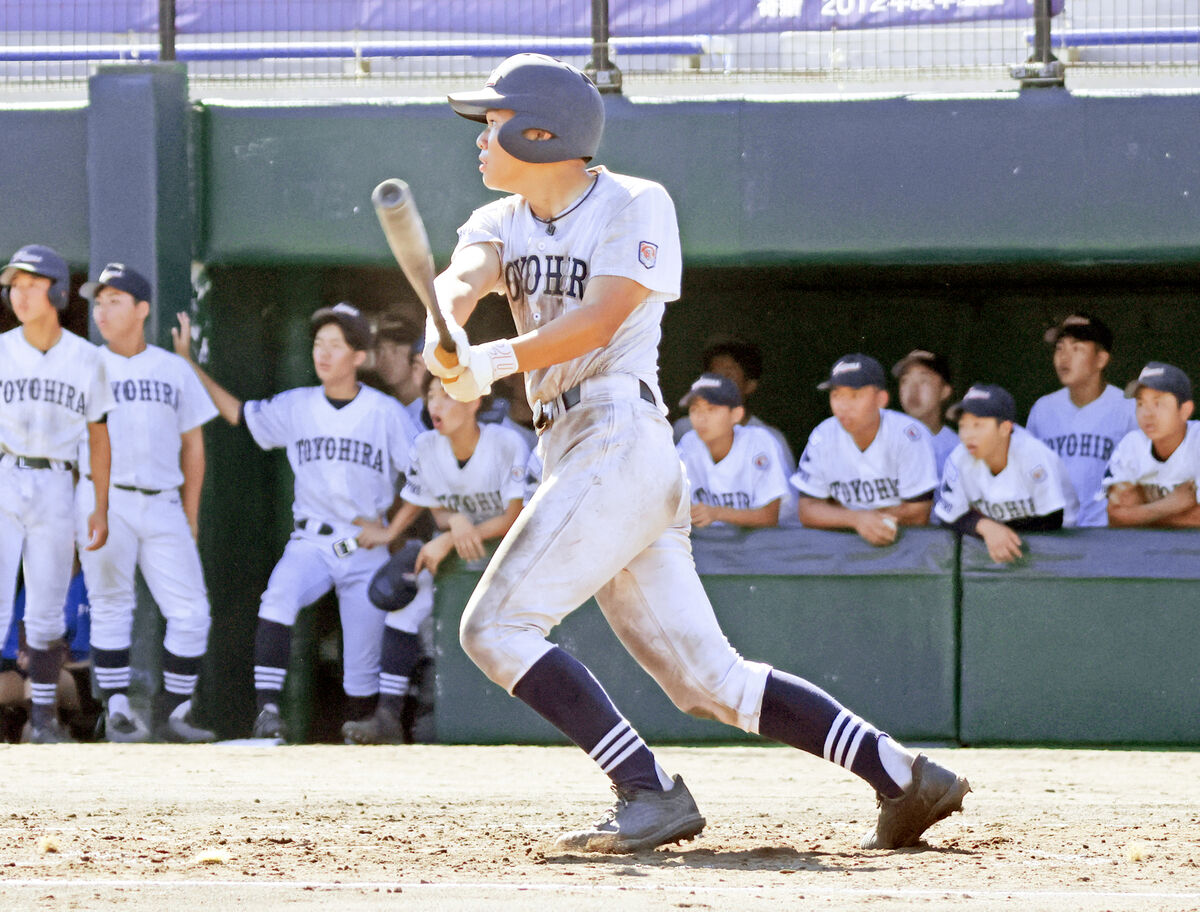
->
<box><xmin>637</xmin><ymin>241</ymin><xmax>658</xmax><ymax>269</ymax></box>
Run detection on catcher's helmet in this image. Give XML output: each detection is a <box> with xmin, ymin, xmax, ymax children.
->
<box><xmin>448</xmin><ymin>54</ymin><xmax>604</xmax><ymax>164</ymax></box>
<box><xmin>1</xmin><ymin>244</ymin><xmax>70</xmax><ymax>311</ymax></box>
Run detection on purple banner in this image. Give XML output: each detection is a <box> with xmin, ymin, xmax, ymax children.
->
<box><xmin>1</xmin><ymin>0</ymin><xmax>1064</xmax><ymax>35</ymax></box>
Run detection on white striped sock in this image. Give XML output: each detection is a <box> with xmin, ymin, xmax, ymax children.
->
<box><xmin>380</xmin><ymin>673</ymin><xmax>410</xmax><ymax>697</ymax></box>
<box><xmin>163</xmin><ymin>671</ymin><xmax>198</xmax><ymax>696</ymax></box>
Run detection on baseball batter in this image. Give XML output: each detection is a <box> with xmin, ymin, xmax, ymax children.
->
<box><xmin>419</xmin><ymin>53</ymin><xmax>968</xmax><ymax>854</ymax></box>
<box><xmin>1026</xmin><ymin>314</ymin><xmax>1137</xmax><ymax>527</ymax></box>
<box><xmin>676</xmin><ymin>373</ymin><xmax>789</xmax><ymax>528</ymax></box>
<box><xmin>935</xmin><ymin>384</ymin><xmax>1078</xmax><ymax>563</ymax></box>
<box><xmin>793</xmin><ymin>354</ymin><xmax>939</xmax><ymax>546</ymax></box>
<box><xmin>0</xmin><ymin>244</ymin><xmax>114</xmax><ymax>743</ymax></box>
<box><xmin>1103</xmin><ymin>362</ymin><xmax>1200</xmax><ymax>527</ymax></box>
<box><xmin>76</xmin><ymin>263</ymin><xmax>219</xmax><ymax>742</ymax></box>
<box><xmin>174</xmin><ymin>303</ymin><xmax>421</xmax><ymax>740</ymax></box>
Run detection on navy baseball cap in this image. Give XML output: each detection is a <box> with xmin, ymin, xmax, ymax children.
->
<box><xmin>817</xmin><ymin>354</ymin><xmax>886</xmax><ymax>391</ymax></box>
<box><xmin>680</xmin><ymin>373</ymin><xmax>742</xmax><ymax>409</ymax></box>
<box><xmin>1</xmin><ymin>244</ymin><xmax>69</xmax><ymax>288</ymax></box>
<box><xmin>80</xmin><ymin>262</ymin><xmax>152</xmax><ymax>303</ymax></box>
<box><xmin>1044</xmin><ymin>313</ymin><xmax>1113</xmax><ymax>352</ymax></box>
<box><xmin>892</xmin><ymin>349</ymin><xmax>951</xmax><ymax>385</ymax></box>
<box><xmin>311</xmin><ymin>302</ymin><xmax>372</xmax><ymax>352</ymax></box>
<box><xmin>947</xmin><ymin>384</ymin><xmax>1016</xmax><ymax>422</ymax></box>
<box><xmin>1124</xmin><ymin>362</ymin><xmax>1192</xmax><ymax>404</ymax></box>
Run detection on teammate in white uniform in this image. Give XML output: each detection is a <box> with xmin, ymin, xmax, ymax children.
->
<box><xmin>1026</xmin><ymin>314</ymin><xmax>1137</xmax><ymax>527</ymax></box>
<box><xmin>892</xmin><ymin>350</ymin><xmax>958</xmax><ymax>478</ymax></box>
<box><xmin>935</xmin><ymin>384</ymin><xmax>1078</xmax><ymax>563</ymax></box>
<box><xmin>345</xmin><ymin>375</ymin><xmax>529</xmax><ymax>744</ymax></box>
<box><xmin>1103</xmin><ymin>362</ymin><xmax>1200</xmax><ymax>527</ymax></box>
<box><xmin>418</xmin><ymin>54</ymin><xmax>968</xmax><ymax>854</ymax></box>
<box><xmin>74</xmin><ymin>264</ymin><xmax>219</xmax><ymax>742</ymax></box>
<box><xmin>0</xmin><ymin>244</ymin><xmax>114</xmax><ymax>743</ymax></box>
<box><xmin>174</xmin><ymin>303</ymin><xmax>420</xmax><ymax>740</ymax></box>
<box><xmin>676</xmin><ymin>373</ymin><xmax>788</xmax><ymax>528</ymax></box>
<box><xmin>793</xmin><ymin>354</ymin><xmax>938</xmax><ymax>546</ymax></box>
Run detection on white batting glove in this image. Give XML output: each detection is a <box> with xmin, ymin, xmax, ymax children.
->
<box><xmin>422</xmin><ymin>313</ymin><xmax>470</xmax><ymax>380</ymax></box>
<box><xmin>443</xmin><ymin>339</ymin><xmax>519</xmax><ymax>403</ymax></box>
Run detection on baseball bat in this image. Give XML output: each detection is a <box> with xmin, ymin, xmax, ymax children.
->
<box><xmin>371</xmin><ymin>178</ymin><xmax>458</xmax><ymax>368</ymax></box>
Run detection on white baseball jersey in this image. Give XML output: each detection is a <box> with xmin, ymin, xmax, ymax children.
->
<box><xmin>0</xmin><ymin>327</ymin><xmax>113</xmax><ymax>460</ymax></box>
<box><xmin>77</xmin><ymin>345</ymin><xmax>218</xmax><ymax>490</ymax></box>
<box><xmin>1026</xmin><ymin>385</ymin><xmax>1137</xmax><ymax>527</ymax></box>
<box><xmin>401</xmin><ymin>423</ymin><xmax>531</xmax><ymax>523</ymax></box>
<box><xmin>931</xmin><ymin>426</ymin><xmax>959</xmax><ymax>480</ymax></box>
<box><xmin>244</xmin><ymin>384</ymin><xmax>419</xmax><ymax>529</ymax></box>
<box><xmin>790</xmin><ymin>409</ymin><xmax>938</xmax><ymax>509</ymax></box>
<box><xmin>935</xmin><ymin>425</ymin><xmax>1079</xmax><ymax>527</ymax></box>
<box><xmin>677</xmin><ymin>424</ymin><xmax>789</xmax><ymax>522</ymax></box>
<box><xmin>455</xmin><ymin>166</ymin><xmax>681</xmax><ymax>406</ymax></box>
<box><xmin>1101</xmin><ymin>424</ymin><xmax>1200</xmax><ymax>505</ymax></box>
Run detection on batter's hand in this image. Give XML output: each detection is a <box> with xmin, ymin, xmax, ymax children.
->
<box><xmin>443</xmin><ymin>367</ymin><xmax>490</xmax><ymax>403</ymax></box>
<box><xmin>171</xmin><ymin>313</ymin><xmax>193</xmax><ymax>361</ymax></box>
<box><xmin>854</xmin><ymin>510</ymin><xmax>900</xmax><ymax>546</ymax></box>
<box><xmin>978</xmin><ymin>517</ymin><xmax>1023</xmax><ymax>563</ymax></box>
<box><xmin>85</xmin><ymin>510</ymin><xmax>109</xmax><ymax>551</ymax></box>
<box><xmin>422</xmin><ymin>313</ymin><xmax>469</xmax><ymax>379</ymax></box>
<box><xmin>447</xmin><ymin>514</ymin><xmax>486</xmax><ymax>562</ymax></box>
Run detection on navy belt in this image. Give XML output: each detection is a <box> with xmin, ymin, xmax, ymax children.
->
<box><xmin>114</xmin><ymin>483</ymin><xmax>168</xmax><ymax>496</ymax></box>
<box><xmin>2</xmin><ymin>453</ymin><xmax>75</xmax><ymax>471</ymax></box>
<box><xmin>534</xmin><ymin>378</ymin><xmax>656</xmax><ymax>432</ymax></box>
<box><xmin>296</xmin><ymin>519</ymin><xmax>334</xmax><ymax>535</ymax></box>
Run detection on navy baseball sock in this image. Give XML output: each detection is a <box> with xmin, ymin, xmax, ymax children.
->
<box><xmin>161</xmin><ymin>651</ymin><xmax>202</xmax><ymax>716</ymax></box>
<box><xmin>379</xmin><ymin>627</ymin><xmax>421</xmax><ymax>716</ymax></box>
<box><xmin>92</xmin><ymin>646</ymin><xmax>132</xmax><ymax>701</ymax></box>
<box><xmin>512</xmin><ymin>647</ymin><xmax>671</xmax><ymax>793</ymax></box>
<box><xmin>28</xmin><ymin>646</ymin><xmax>61</xmax><ymax>730</ymax></box>
<box><xmin>345</xmin><ymin>693</ymin><xmax>378</xmax><ymax>722</ymax></box>
<box><xmin>253</xmin><ymin>619</ymin><xmax>291</xmax><ymax>713</ymax></box>
<box><xmin>758</xmin><ymin>670</ymin><xmax>910</xmax><ymax>799</ymax></box>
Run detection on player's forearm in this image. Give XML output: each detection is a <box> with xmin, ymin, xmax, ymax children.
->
<box><xmin>797</xmin><ymin>497</ymin><xmax>860</xmax><ymax>531</ymax></box>
<box><xmin>712</xmin><ymin>501</ymin><xmax>781</xmax><ymax>528</ymax></box>
<box><xmin>185</xmin><ymin>361</ymin><xmax>242</xmax><ymax>426</ymax></box>
<box><xmin>1108</xmin><ymin>497</ymin><xmax>1186</xmax><ymax>527</ymax></box>
<box><xmin>473</xmin><ymin>501</ymin><xmax>524</xmax><ymax>542</ymax></box>
<box><xmin>509</xmin><ymin>277</ymin><xmax>645</xmax><ymax>372</ymax></box>
<box><xmin>179</xmin><ymin>429</ymin><xmax>206</xmax><ymax>529</ymax></box>
<box><xmin>87</xmin><ymin>422</ymin><xmax>111</xmax><ymax>513</ymax></box>
<box><xmin>385</xmin><ymin>500</ymin><xmax>424</xmax><ymax>542</ymax></box>
<box><xmin>883</xmin><ymin>498</ymin><xmax>933</xmax><ymax>527</ymax></box>
<box><xmin>434</xmin><ymin>243</ymin><xmax>499</xmax><ymax>327</ymax></box>
<box><xmin>1145</xmin><ymin>502</ymin><xmax>1200</xmax><ymax>528</ymax></box>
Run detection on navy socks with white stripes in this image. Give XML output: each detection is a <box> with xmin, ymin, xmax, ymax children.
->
<box><xmin>379</xmin><ymin>627</ymin><xmax>422</xmax><ymax>717</ymax></box>
<box><xmin>512</xmin><ymin>646</ymin><xmax>672</xmax><ymax>793</ymax></box>
<box><xmin>253</xmin><ymin>619</ymin><xmax>291</xmax><ymax>712</ymax></box>
<box><xmin>758</xmin><ymin>670</ymin><xmax>911</xmax><ymax>799</ymax></box>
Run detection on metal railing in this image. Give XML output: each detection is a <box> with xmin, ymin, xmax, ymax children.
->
<box><xmin>0</xmin><ymin>1</ymin><xmax>1196</xmax><ymax>96</ymax></box>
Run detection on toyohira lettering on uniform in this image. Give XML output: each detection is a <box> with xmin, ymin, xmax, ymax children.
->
<box><xmin>969</xmin><ymin>496</ymin><xmax>1039</xmax><ymax>521</ymax></box>
<box><xmin>692</xmin><ymin>489</ymin><xmax>752</xmax><ymax>509</ymax></box>
<box><xmin>294</xmin><ymin>436</ymin><xmax>385</xmax><ymax>471</ymax></box>
<box><xmin>503</xmin><ymin>254</ymin><xmax>588</xmax><ymax>304</ymax></box>
<box><xmin>110</xmin><ymin>378</ymin><xmax>181</xmax><ymax>410</ymax></box>
<box><xmin>436</xmin><ymin>490</ymin><xmax>507</xmax><ymax>516</ymax></box>
<box><xmin>828</xmin><ymin>477</ymin><xmax>901</xmax><ymax>505</ymax></box>
<box><xmin>1042</xmin><ymin>432</ymin><xmax>1116</xmax><ymax>462</ymax></box>
<box><xmin>2</xmin><ymin>377</ymin><xmax>86</xmax><ymax>413</ymax></box>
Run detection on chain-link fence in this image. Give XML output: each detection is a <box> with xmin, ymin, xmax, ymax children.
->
<box><xmin>1</xmin><ymin>1</ymin><xmax>1196</xmax><ymax>96</ymax></box>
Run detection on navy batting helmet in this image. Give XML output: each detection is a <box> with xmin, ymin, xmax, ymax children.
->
<box><xmin>448</xmin><ymin>54</ymin><xmax>604</xmax><ymax>164</ymax></box>
<box><xmin>1</xmin><ymin>244</ymin><xmax>70</xmax><ymax>311</ymax></box>
<box><xmin>368</xmin><ymin>539</ymin><xmax>423</xmax><ymax>612</ymax></box>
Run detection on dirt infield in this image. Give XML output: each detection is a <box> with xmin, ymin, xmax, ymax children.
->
<box><xmin>0</xmin><ymin>743</ymin><xmax>1198</xmax><ymax>911</ymax></box>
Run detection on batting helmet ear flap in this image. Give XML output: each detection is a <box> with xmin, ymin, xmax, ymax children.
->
<box><xmin>0</xmin><ymin>244</ymin><xmax>71</xmax><ymax>312</ymax></box>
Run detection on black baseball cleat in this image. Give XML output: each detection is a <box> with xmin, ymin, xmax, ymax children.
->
<box><xmin>106</xmin><ymin>710</ymin><xmax>151</xmax><ymax>743</ymax></box>
<box><xmin>30</xmin><ymin>719</ymin><xmax>77</xmax><ymax>744</ymax></box>
<box><xmin>554</xmin><ymin>774</ymin><xmax>706</xmax><ymax>854</ymax></box>
<box><xmin>156</xmin><ymin>707</ymin><xmax>217</xmax><ymax>743</ymax></box>
<box><xmin>860</xmin><ymin>753</ymin><xmax>970</xmax><ymax>849</ymax></box>
<box><xmin>251</xmin><ymin>707</ymin><xmax>285</xmax><ymax>741</ymax></box>
<box><xmin>341</xmin><ymin>705</ymin><xmax>405</xmax><ymax>745</ymax></box>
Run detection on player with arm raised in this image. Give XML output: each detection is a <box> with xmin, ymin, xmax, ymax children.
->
<box><xmin>174</xmin><ymin>303</ymin><xmax>421</xmax><ymax>740</ymax></box>
<box><xmin>0</xmin><ymin>245</ymin><xmax>114</xmax><ymax>743</ymax></box>
<box><xmin>420</xmin><ymin>53</ymin><xmax>968</xmax><ymax>854</ymax></box>
<box><xmin>78</xmin><ymin>264</ymin><xmax>219</xmax><ymax>742</ymax></box>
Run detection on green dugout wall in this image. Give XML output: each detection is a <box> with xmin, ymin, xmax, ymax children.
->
<box><xmin>1</xmin><ymin>72</ymin><xmax>1199</xmax><ymax>741</ymax></box>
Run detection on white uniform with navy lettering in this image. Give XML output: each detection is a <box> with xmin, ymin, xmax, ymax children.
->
<box><xmin>0</xmin><ymin>327</ymin><xmax>113</xmax><ymax>650</ymax></box>
<box><xmin>459</xmin><ymin>167</ymin><xmax>778</xmax><ymax>732</ymax></box>
<box><xmin>790</xmin><ymin>409</ymin><xmax>939</xmax><ymax>511</ymax></box>
<box><xmin>1101</xmin><ymin>424</ymin><xmax>1200</xmax><ymax>506</ymax></box>
<box><xmin>677</xmin><ymin>424</ymin><xmax>790</xmax><ymax>525</ymax></box>
<box><xmin>1026</xmin><ymin>385</ymin><xmax>1137</xmax><ymax>527</ymax></box>
<box><xmin>246</xmin><ymin>384</ymin><xmax>420</xmax><ymax>696</ymax></box>
<box><xmin>935</xmin><ymin>425</ymin><xmax>1079</xmax><ymax>527</ymax></box>
<box><xmin>75</xmin><ymin>345</ymin><xmax>218</xmax><ymax>659</ymax></box>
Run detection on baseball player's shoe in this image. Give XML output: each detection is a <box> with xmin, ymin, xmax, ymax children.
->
<box><xmin>553</xmin><ymin>774</ymin><xmax>705</xmax><ymax>854</ymax></box>
<box><xmin>860</xmin><ymin>753</ymin><xmax>970</xmax><ymax>849</ymax></box>
<box><xmin>156</xmin><ymin>708</ymin><xmax>217</xmax><ymax>744</ymax></box>
<box><xmin>251</xmin><ymin>707</ymin><xmax>285</xmax><ymax>741</ymax></box>
<box><xmin>341</xmin><ymin>705</ymin><xmax>405</xmax><ymax>745</ymax></box>
<box><xmin>106</xmin><ymin>710</ymin><xmax>151</xmax><ymax>743</ymax></box>
<box><xmin>30</xmin><ymin>719</ymin><xmax>77</xmax><ymax>744</ymax></box>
